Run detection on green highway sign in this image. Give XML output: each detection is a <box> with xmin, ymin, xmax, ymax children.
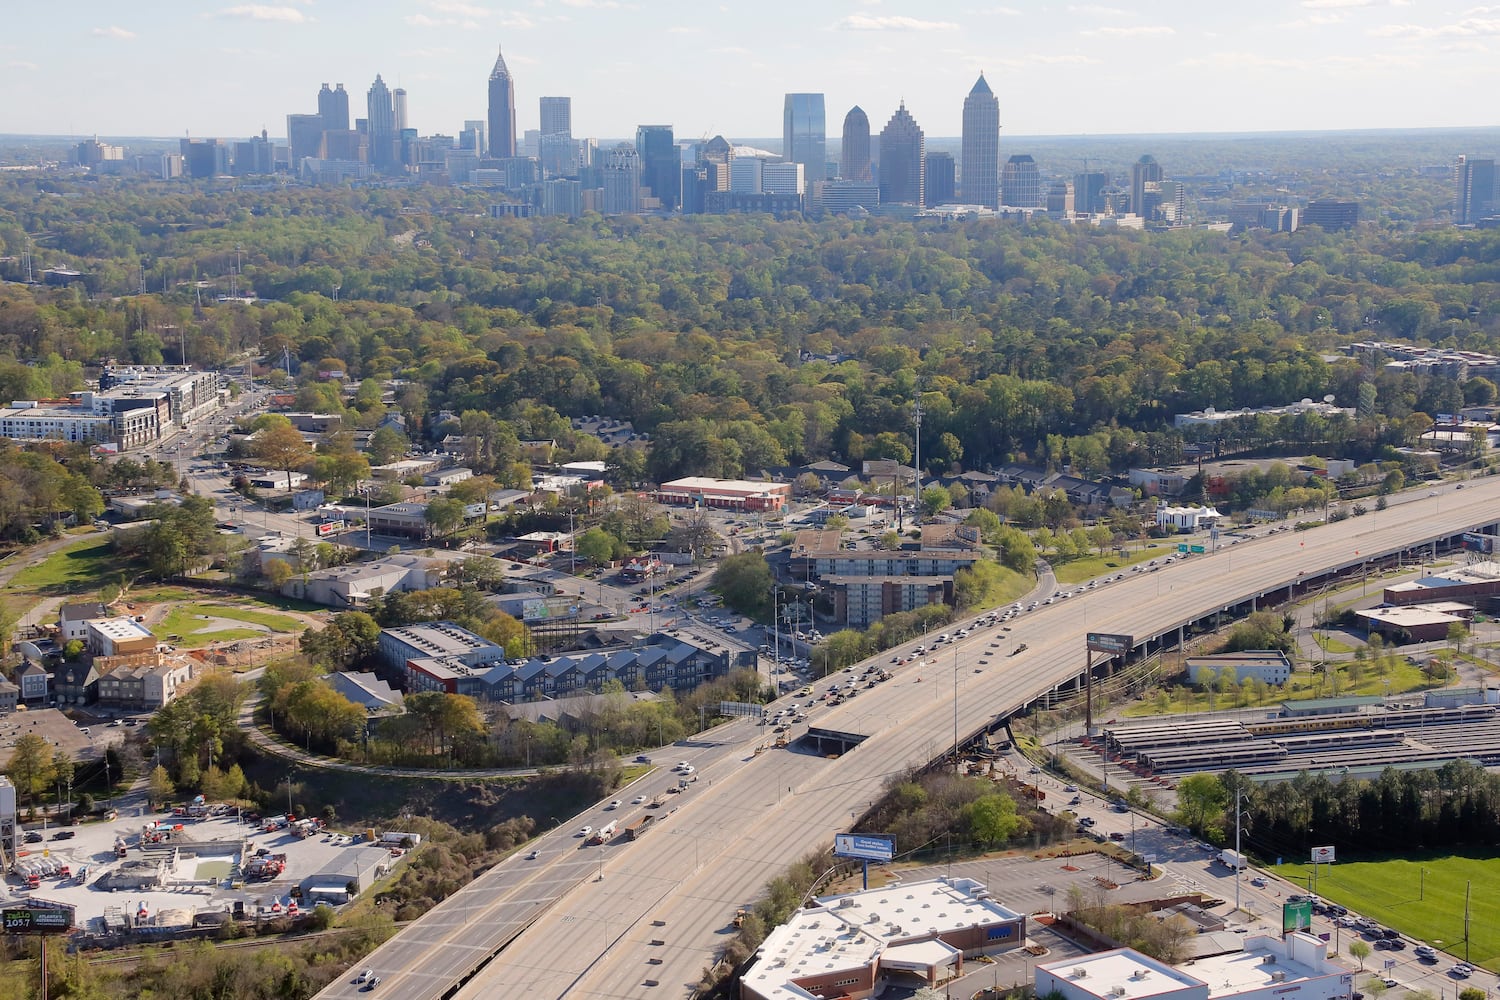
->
<box><xmin>1178</xmin><ymin>543</ymin><xmax>1189</xmax><ymax>553</ymax></box>
<box><xmin>1190</xmin><ymin>545</ymin><xmax>1205</xmax><ymax>554</ymax></box>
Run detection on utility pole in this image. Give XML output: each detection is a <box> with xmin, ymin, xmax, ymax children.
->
<box><xmin>912</xmin><ymin>393</ymin><xmax>924</xmax><ymax>525</ymax></box>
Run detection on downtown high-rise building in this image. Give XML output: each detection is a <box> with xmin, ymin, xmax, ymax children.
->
<box><xmin>367</xmin><ymin>74</ymin><xmax>398</xmax><ymax>171</ymax></box>
<box><xmin>1074</xmin><ymin>171</ymin><xmax>1107</xmax><ymax>215</ymax></box>
<box><xmin>1131</xmin><ymin>154</ymin><xmax>1163</xmax><ymax>219</ymax></box>
<box><xmin>783</xmin><ymin>93</ymin><xmax>826</xmax><ymax>189</ymax></box>
<box><xmin>925</xmin><ymin>152</ymin><xmax>955</xmax><ymax>204</ymax></box>
<box><xmin>960</xmin><ymin>74</ymin><xmax>999</xmax><ymax>208</ymax></box>
<box><xmin>1001</xmin><ymin>154</ymin><xmax>1040</xmax><ymax>208</ymax></box>
<box><xmin>393</xmin><ymin>88</ymin><xmax>408</xmax><ymax>133</ymax></box>
<box><xmin>1454</xmin><ymin>155</ymin><xmax>1496</xmax><ymax>225</ymax></box>
<box><xmin>318</xmin><ymin>83</ymin><xmax>349</xmax><ymax>132</ymax></box>
<box><xmin>878</xmin><ymin>102</ymin><xmax>924</xmax><ymax>207</ymax></box>
<box><xmin>635</xmin><ymin>125</ymin><xmax>679</xmax><ymax>211</ymax></box>
<box><xmin>841</xmin><ymin>106</ymin><xmax>871</xmax><ymax>182</ymax></box>
<box><xmin>488</xmin><ymin>44</ymin><xmax>517</xmax><ymax>158</ymax></box>
<box><xmin>539</xmin><ymin>96</ymin><xmax>575</xmax><ymax>177</ymax></box>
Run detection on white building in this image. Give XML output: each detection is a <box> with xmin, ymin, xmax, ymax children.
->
<box><xmin>1155</xmin><ymin>504</ymin><xmax>1223</xmax><ymax>532</ymax></box>
<box><xmin>283</xmin><ymin>554</ymin><xmax>443</xmax><ymax>608</ymax></box>
<box><xmin>1186</xmin><ymin>651</ymin><xmax>1293</xmax><ymax>686</ymax></box>
<box><xmin>1036</xmin><ymin>934</ymin><xmax>1351</xmax><ymax>1000</ymax></box>
<box><xmin>1173</xmin><ymin>399</ymin><xmax>1354</xmax><ymax>429</ymax></box>
<box><xmin>763</xmin><ymin>161</ymin><xmax>805</xmax><ymax>195</ymax></box>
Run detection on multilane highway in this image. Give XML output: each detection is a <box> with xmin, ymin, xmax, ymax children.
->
<box><xmin>314</xmin><ymin>478</ymin><xmax>1500</xmax><ymax>1000</ymax></box>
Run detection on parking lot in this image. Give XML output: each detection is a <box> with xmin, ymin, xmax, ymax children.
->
<box><xmin>7</xmin><ymin>807</ymin><xmax>397</xmax><ymax>930</ymax></box>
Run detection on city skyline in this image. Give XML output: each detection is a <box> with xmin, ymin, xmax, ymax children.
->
<box><xmin>6</xmin><ymin>1</ymin><xmax>1499</xmax><ymax>141</ymax></box>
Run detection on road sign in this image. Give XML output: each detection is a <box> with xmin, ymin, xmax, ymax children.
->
<box><xmin>1282</xmin><ymin>899</ymin><xmax>1312</xmax><ymax>934</ymax></box>
<box><xmin>1190</xmin><ymin>545</ymin><xmax>1205</xmax><ymax>554</ymax></box>
<box><xmin>1178</xmin><ymin>543</ymin><xmax>1189</xmax><ymax>553</ymax></box>
<box><xmin>1085</xmin><ymin>632</ymin><xmax>1133</xmax><ymax>656</ymax></box>
<box><xmin>2</xmin><ymin>908</ymin><xmax>72</xmax><ymax>933</ymax></box>
<box><xmin>834</xmin><ymin>833</ymin><xmax>894</xmax><ymax>863</ymax></box>
<box><xmin>1311</xmin><ymin>845</ymin><xmax>1336</xmax><ymax>864</ymax></box>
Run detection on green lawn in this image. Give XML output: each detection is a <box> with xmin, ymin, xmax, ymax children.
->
<box><xmin>1314</xmin><ymin>633</ymin><xmax>1356</xmax><ymax>654</ymax></box>
<box><xmin>5</xmin><ymin>537</ymin><xmax>131</xmax><ymax>595</ymax></box>
<box><xmin>1123</xmin><ymin>658</ymin><xmax>1440</xmax><ymax>718</ymax></box>
<box><xmin>154</xmin><ymin>602</ymin><xmax>303</xmax><ymax>646</ymax></box>
<box><xmin>1270</xmin><ymin>853</ymin><xmax>1500</xmax><ymax>970</ymax></box>
<box><xmin>1051</xmin><ymin>544</ymin><xmax>1173</xmax><ymax>585</ymax></box>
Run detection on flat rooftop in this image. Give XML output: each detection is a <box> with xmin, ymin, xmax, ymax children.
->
<box><xmin>89</xmin><ymin>616</ymin><xmax>155</xmax><ymax>642</ymax></box>
<box><xmin>1191</xmin><ymin>939</ymin><xmax>1325</xmax><ymax>998</ymax></box>
<box><xmin>1357</xmin><ymin>606</ymin><xmax>1467</xmax><ymax>628</ymax></box>
<box><xmin>1040</xmin><ymin>948</ymin><xmax>1202</xmax><ymax>1000</ymax></box>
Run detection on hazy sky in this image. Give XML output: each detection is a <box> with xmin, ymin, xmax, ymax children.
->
<box><xmin>4</xmin><ymin>0</ymin><xmax>1498</xmax><ymax>140</ymax></box>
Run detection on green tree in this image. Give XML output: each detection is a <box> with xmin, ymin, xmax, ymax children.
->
<box><xmin>711</xmin><ymin>552</ymin><xmax>774</xmax><ymax>619</ymax></box>
<box><xmin>147</xmin><ymin>764</ymin><xmax>176</xmax><ymax>809</ymax></box>
<box><xmin>576</xmin><ymin>526</ymin><xmax>618</xmax><ymax>567</ymax></box>
<box><xmin>1349</xmin><ymin>940</ymin><xmax>1371</xmax><ymax>971</ymax></box>
<box><xmin>254</xmin><ymin>421</ymin><xmax>315</xmax><ymax>494</ymax></box>
<box><xmin>964</xmin><ymin>793</ymin><xmax>1028</xmax><ymax>847</ymax></box>
<box><xmin>1175</xmin><ymin>773</ymin><xmax>1228</xmax><ymax>835</ymax></box>
<box><xmin>6</xmin><ymin>733</ymin><xmax>55</xmax><ymax>814</ymax></box>
<box><xmin>921</xmin><ymin>484</ymin><xmax>952</xmax><ymax>517</ymax></box>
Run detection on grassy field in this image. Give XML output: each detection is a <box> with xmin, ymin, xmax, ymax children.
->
<box><xmin>154</xmin><ymin>602</ymin><xmax>304</xmax><ymax>647</ymax></box>
<box><xmin>1122</xmin><ymin>657</ymin><xmax>1440</xmax><ymax>717</ymax></box>
<box><xmin>5</xmin><ymin>537</ymin><xmax>130</xmax><ymax>595</ymax></box>
<box><xmin>1051</xmin><ymin>543</ymin><xmax>1174</xmax><ymax>585</ymax></box>
<box><xmin>1314</xmin><ymin>633</ymin><xmax>1356</xmax><ymax>654</ymax></box>
<box><xmin>1270</xmin><ymin>853</ymin><xmax>1500</xmax><ymax>969</ymax></box>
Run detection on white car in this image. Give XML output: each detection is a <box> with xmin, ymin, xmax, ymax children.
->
<box><xmin>632</xmin><ymin>794</ymin><xmax>648</xmax><ymax>805</ymax></box>
<box><xmin>354</xmin><ymin>969</ymin><xmax>373</xmax><ymax>984</ymax></box>
<box><xmin>606</xmin><ymin>800</ymin><xmax>621</xmax><ymax>810</ymax></box>
<box><xmin>675</xmin><ymin>761</ymin><xmax>691</xmax><ymax>771</ymax></box>
<box><xmin>578</xmin><ymin>826</ymin><xmax>593</xmax><ymax>838</ymax></box>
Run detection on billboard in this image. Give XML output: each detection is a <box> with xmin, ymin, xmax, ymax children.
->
<box><xmin>834</xmin><ymin>833</ymin><xmax>894</xmax><ymax>863</ymax></box>
<box><xmin>1310</xmin><ymin>845</ymin><xmax>1336</xmax><ymax>864</ymax></box>
<box><xmin>1282</xmin><ymin>899</ymin><xmax>1312</xmax><ymax>934</ymax></box>
<box><xmin>2</xmin><ymin>908</ymin><xmax>72</xmax><ymax>933</ymax></box>
<box><xmin>1086</xmin><ymin>632</ymin><xmax>1133</xmax><ymax>656</ymax></box>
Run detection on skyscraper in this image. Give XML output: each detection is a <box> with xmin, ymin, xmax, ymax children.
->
<box><xmin>1454</xmin><ymin>155</ymin><xmax>1497</xmax><ymax>225</ymax></box>
<box><xmin>367</xmin><ymin>74</ymin><xmax>397</xmax><ymax>172</ymax></box>
<box><xmin>287</xmin><ymin>113</ymin><xmax>324</xmax><ymax>166</ymax></box>
<box><xmin>841</xmin><ymin>106</ymin><xmax>871</xmax><ymax>182</ymax></box>
<box><xmin>602</xmin><ymin>145</ymin><xmax>642</xmax><ymax>215</ymax></box>
<box><xmin>878</xmin><ymin>102</ymin><xmax>924</xmax><ymax>207</ymax></box>
<box><xmin>487</xmin><ymin>44</ymin><xmax>516</xmax><ymax>158</ymax></box>
<box><xmin>925</xmin><ymin>152</ymin><xmax>955</xmax><ymax>204</ymax></box>
<box><xmin>782</xmin><ymin>93</ymin><xmax>826</xmax><ymax>189</ymax></box>
<box><xmin>960</xmin><ymin>74</ymin><xmax>999</xmax><ymax>208</ymax></box>
<box><xmin>539</xmin><ymin>97</ymin><xmax>574</xmax><ymax>177</ymax></box>
<box><xmin>1074</xmin><ymin>171</ymin><xmax>1107</xmax><ymax>215</ymax></box>
<box><xmin>1001</xmin><ymin>154</ymin><xmax>1040</xmax><ymax>208</ymax></box>
<box><xmin>392</xmin><ymin>88</ymin><xmax>408</xmax><ymax>133</ymax></box>
<box><xmin>318</xmin><ymin>83</ymin><xmax>349</xmax><ymax>132</ymax></box>
<box><xmin>635</xmin><ymin>125</ymin><xmax>679</xmax><ymax>211</ymax></box>
<box><xmin>1131</xmin><ymin>154</ymin><xmax>1163</xmax><ymax>219</ymax></box>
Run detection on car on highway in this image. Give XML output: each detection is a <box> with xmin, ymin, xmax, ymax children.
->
<box><xmin>524</xmin><ymin>849</ymin><xmax>539</xmax><ymax>860</ymax></box>
<box><xmin>577</xmin><ymin>826</ymin><xmax>593</xmax><ymax>838</ymax></box>
<box><xmin>1415</xmin><ymin>946</ymin><xmax>1438</xmax><ymax>962</ymax></box>
<box><xmin>606</xmin><ymin>800</ymin><xmax>621</xmax><ymax>810</ymax></box>
<box><xmin>354</xmin><ymin>968</ymin><xmax>373</xmax><ymax>984</ymax></box>
<box><xmin>1250</xmin><ymin>877</ymin><xmax>1267</xmax><ymax>888</ymax></box>
<box><xmin>1449</xmin><ymin>964</ymin><xmax>1473</xmax><ymax>979</ymax></box>
<box><xmin>363</xmin><ymin>976</ymin><xmax>381</xmax><ymax>991</ymax></box>
<box><xmin>1381</xmin><ymin>980</ymin><xmax>1397</xmax><ymax>989</ymax></box>
<box><xmin>632</xmin><ymin>795</ymin><xmax>648</xmax><ymax>805</ymax></box>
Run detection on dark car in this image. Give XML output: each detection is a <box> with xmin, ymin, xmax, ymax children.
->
<box><xmin>23</xmin><ymin>831</ymin><xmax>43</xmax><ymax>843</ymax></box>
<box><xmin>52</xmin><ymin>830</ymin><xmax>75</xmax><ymax>840</ymax></box>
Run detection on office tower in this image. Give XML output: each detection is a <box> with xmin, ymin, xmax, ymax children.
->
<box><xmin>602</xmin><ymin>145</ymin><xmax>642</xmax><ymax>214</ymax></box>
<box><xmin>635</xmin><ymin>125</ymin><xmax>679</xmax><ymax>211</ymax></box>
<box><xmin>763</xmin><ymin>162</ymin><xmax>804</xmax><ymax>196</ymax></box>
<box><xmin>782</xmin><ymin>93</ymin><xmax>826</xmax><ymax>188</ymax></box>
<box><xmin>925</xmin><ymin>152</ymin><xmax>955</xmax><ymax>204</ymax></box>
<box><xmin>1001</xmin><ymin>154</ymin><xmax>1040</xmax><ymax>208</ymax></box>
<box><xmin>393</xmin><ymin>88</ymin><xmax>408</xmax><ymax>133</ymax></box>
<box><xmin>180</xmin><ymin>138</ymin><xmax>225</xmax><ymax>179</ymax></box>
<box><xmin>232</xmin><ymin>131</ymin><xmax>274</xmax><ymax>176</ymax></box>
<box><xmin>960</xmin><ymin>73</ymin><xmax>999</xmax><ymax>208</ymax></box>
<box><xmin>841</xmin><ymin>106</ymin><xmax>871</xmax><ymax>182</ymax></box>
<box><xmin>1454</xmin><ymin>155</ymin><xmax>1497</xmax><ymax>225</ymax></box>
<box><xmin>1302</xmin><ymin>199</ymin><xmax>1359</xmax><ymax>230</ymax></box>
<box><xmin>460</xmin><ymin>119</ymin><xmax>487</xmax><ymax>154</ymax></box>
<box><xmin>318</xmin><ymin>83</ymin><xmax>349</xmax><ymax>132</ymax></box>
<box><xmin>730</xmin><ymin>157</ymin><xmax>764</xmax><ymax>195</ymax></box>
<box><xmin>1073</xmin><ymin>171</ymin><xmax>1107</xmax><ymax>214</ymax></box>
<box><xmin>487</xmin><ymin>44</ymin><xmax>516</xmax><ymax>158</ymax></box>
<box><xmin>878</xmin><ymin>102</ymin><xmax>924</xmax><ymax>207</ymax></box>
<box><xmin>287</xmin><ymin>113</ymin><xmax>324</xmax><ymax>165</ymax></box>
<box><xmin>1046</xmin><ymin>180</ymin><xmax>1074</xmax><ymax>215</ymax></box>
<box><xmin>540</xmin><ymin>96</ymin><xmax>571</xmax><ymax>137</ymax></box>
<box><xmin>1131</xmin><ymin>154</ymin><xmax>1163</xmax><ymax>219</ymax></box>
<box><xmin>367</xmin><ymin>74</ymin><xmax>397</xmax><ymax>171</ymax></box>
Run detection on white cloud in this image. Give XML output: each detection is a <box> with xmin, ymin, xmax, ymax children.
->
<box><xmin>428</xmin><ymin>0</ymin><xmax>492</xmax><ymax>14</ymax></box>
<box><xmin>837</xmin><ymin>13</ymin><xmax>959</xmax><ymax>30</ymax></box>
<box><xmin>405</xmin><ymin>13</ymin><xmax>453</xmax><ymax>26</ymax></box>
<box><xmin>1371</xmin><ymin>16</ymin><xmax>1500</xmax><ymax>37</ymax></box>
<box><xmin>1067</xmin><ymin>4</ymin><xmax>1130</xmax><ymax>14</ymax></box>
<box><xmin>1083</xmin><ymin>24</ymin><xmax>1174</xmax><ymax>36</ymax></box>
<box><xmin>8</xmin><ymin>60</ymin><xmax>40</xmax><ymax>71</ymax></box>
<box><xmin>91</xmin><ymin>25</ymin><xmax>135</xmax><ymax>39</ymax></box>
<box><xmin>1302</xmin><ymin>0</ymin><xmax>1377</xmax><ymax>8</ymax></box>
<box><xmin>219</xmin><ymin>5</ymin><xmax>310</xmax><ymax>22</ymax></box>
<box><xmin>981</xmin><ymin>5</ymin><xmax>1023</xmax><ymax>14</ymax></box>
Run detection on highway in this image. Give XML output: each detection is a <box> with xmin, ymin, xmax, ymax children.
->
<box><xmin>314</xmin><ymin>477</ymin><xmax>1500</xmax><ymax>1000</ymax></box>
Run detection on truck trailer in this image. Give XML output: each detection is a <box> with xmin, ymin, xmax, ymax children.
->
<box><xmin>1217</xmin><ymin>849</ymin><xmax>1247</xmax><ymax>871</ymax></box>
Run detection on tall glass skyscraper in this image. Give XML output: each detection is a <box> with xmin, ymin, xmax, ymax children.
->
<box><xmin>635</xmin><ymin>125</ymin><xmax>679</xmax><ymax>211</ymax></box>
<box><xmin>487</xmin><ymin>44</ymin><xmax>516</xmax><ymax>158</ymax></box>
<box><xmin>366</xmin><ymin>74</ymin><xmax>397</xmax><ymax>172</ymax></box>
<box><xmin>878</xmin><ymin>102</ymin><xmax>924</xmax><ymax>207</ymax></box>
<box><xmin>540</xmin><ymin>97</ymin><xmax>574</xmax><ymax>178</ymax></box>
<box><xmin>782</xmin><ymin>93</ymin><xmax>826</xmax><ymax>189</ymax></box>
<box><xmin>961</xmin><ymin>74</ymin><xmax>999</xmax><ymax>208</ymax></box>
<box><xmin>317</xmin><ymin>83</ymin><xmax>349</xmax><ymax>132</ymax></box>
<box><xmin>841</xmin><ymin>106</ymin><xmax>871</xmax><ymax>182</ymax></box>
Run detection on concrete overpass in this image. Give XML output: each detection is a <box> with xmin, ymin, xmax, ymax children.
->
<box><xmin>312</xmin><ymin>478</ymin><xmax>1500</xmax><ymax>1000</ymax></box>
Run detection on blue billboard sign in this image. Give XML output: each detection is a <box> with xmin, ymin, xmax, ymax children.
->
<box><xmin>834</xmin><ymin>833</ymin><xmax>895</xmax><ymax>863</ymax></box>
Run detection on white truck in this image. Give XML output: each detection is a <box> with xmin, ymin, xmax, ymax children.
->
<box><xmin>1218</xmin><ymin>849</ymin><xmax>1247</xmax><ymax>871</ymax></box>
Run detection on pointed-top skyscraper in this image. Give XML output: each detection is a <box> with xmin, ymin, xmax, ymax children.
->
<box><xmin>961</xmin><ymin>73</ymin><xmax>999</xmax><ymax>208</ymax></box>
<box><xmin>488</xmin><ymin>44</ymin><xmax>516</xmax><ymax>159</ymax></box>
